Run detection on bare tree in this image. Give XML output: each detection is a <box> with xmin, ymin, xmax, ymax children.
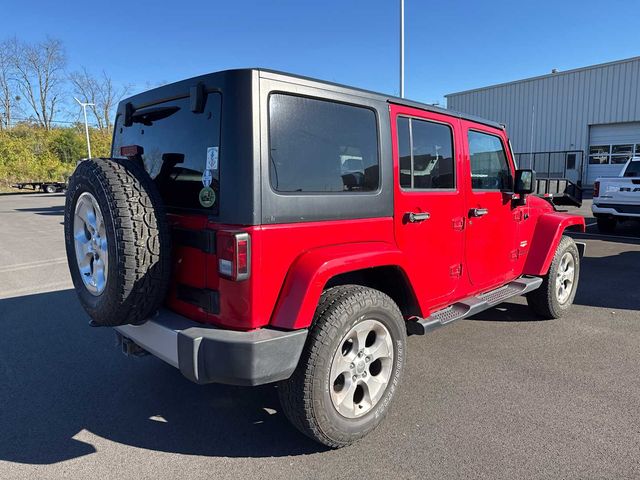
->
<box><xmin>70</xmin><ymin>67</ymin><xmax>130</xmax><ymax>131</ymax></box>
<box><xmin>0</xmin><ymin>39</ymin><xmax>17</xmax><ymax>129</ymax></box>
<box><xmin>12</xmin><ymin>37</ymin><xmax>66</xmax><ymax>129</ymax></box>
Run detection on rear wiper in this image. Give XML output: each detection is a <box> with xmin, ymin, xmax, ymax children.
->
<box><xmin>131</xmin><ymin>106</ymin><xmax>180</xmax><ymax>125</ymax></box>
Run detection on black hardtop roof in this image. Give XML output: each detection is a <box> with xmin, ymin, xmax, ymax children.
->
<box><xmin>257</xmin><ymin>69</ymin><xmax>504</xmax><ymax>130</ymax></box>
<box><xmin>121</xmin><ymin>68</ymin><xmax>504</xmax><ymax>130</ymax></box>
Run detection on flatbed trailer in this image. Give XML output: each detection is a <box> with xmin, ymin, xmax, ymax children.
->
<box><xmin>534</xmin><ymin>177</ymin><xmax>583</xmax><ymax>207</ymax></box>
<box><xmin>11</xmin><ymin>182</ymin><xmax>67</xmax><ymax>193</ymax></box>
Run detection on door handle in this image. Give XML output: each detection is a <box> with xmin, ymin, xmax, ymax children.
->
<box><xmin>469</xmin><ymin>208</ymin><xmax>489</xmax><ymax>217</ymax></box>
<box><xmin>407</xmin><ymin>212</ymin><xmax>430</xmax><ymax>223</ymax></box>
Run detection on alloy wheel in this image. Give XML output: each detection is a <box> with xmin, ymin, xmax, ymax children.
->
<box><xmin>73</xmin><ymin>192</ymin><xmax>108</xmax><ymax>295</ymax></box>
<box><xmin>329</xmin><ymin>319</ymin><xmax>394</xmax><ymax>418</ymax></box>
<box><xmin>556</xmin><ymin>251</ymin><xmax>575</xmax><ymax>304</ymax></box>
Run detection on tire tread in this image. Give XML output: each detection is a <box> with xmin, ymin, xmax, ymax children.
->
<box><xmin>278</xmin><ymin>285</ymin><xmax>404</xmax><ymax>448</ymax></box>
<box><xmin>526</xmin><ymin>235</ymin><xmax>579</xmax><ymax>319</ymax></box>
<box><xmin>64</xmin><ymin>158</ymin><xmax>171</xmax><ymax>326</ymax></box>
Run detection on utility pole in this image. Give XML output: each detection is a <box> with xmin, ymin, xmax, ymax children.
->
<box><xmin>74</xmin><ymin>97</ymin><xmax>94</xmax><ymax>158</ymax></box>
<box><xmin>400</xmin><ymin>0</ymin><xmax>405</xmax><ymax>98</ymax></box>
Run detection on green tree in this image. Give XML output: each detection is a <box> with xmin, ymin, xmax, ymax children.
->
<box><xmin>49</xmin><ymin>128</ymin><xmax>85</xmax><ymax>163</ymax></box>
<box><xmin>0</xmin><ymin>124</ymin><xmax>112</xmax><ymax>188</ymax></box>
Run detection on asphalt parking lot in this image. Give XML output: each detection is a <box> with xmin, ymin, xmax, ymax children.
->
<box><xmin>0</xmin><ymin>193</ymin><xmax>639</xmax><ymax>480</ymax></box>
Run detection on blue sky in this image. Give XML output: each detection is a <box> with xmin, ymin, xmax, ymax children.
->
<box><xmin>4</xmin><ymin>0</ymin><xmax>640</xmax><ymax>106</ymax></box>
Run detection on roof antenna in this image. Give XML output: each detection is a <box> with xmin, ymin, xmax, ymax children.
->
<box><xmin>399</xmin><ymin>0</ymin><xmax>405</xmax><ymax>98</ymax></box>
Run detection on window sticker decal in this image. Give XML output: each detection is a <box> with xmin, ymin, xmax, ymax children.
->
<box><xmin>199</xmin><ymin>186</ymin><xmax>216</xmax><ymax>208</ymax></box>
<box><xmin>202</xmin><ymin>146</ymin><xmax>218</xmax><ymax>187</ymax></box>
<box><xmin>207</xmin><ymin>146</ymin><xmax>219</xmax><ymax>170</ymax></box>
<box><xmin>202</xmin><ymin>169</ymin><xmax>213</xmax><ymax>188</ymax></box>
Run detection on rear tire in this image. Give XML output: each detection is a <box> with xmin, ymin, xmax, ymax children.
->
<box><xmin>64</xmin><ymin>158</ymin><xmax>171</xmax><ymax>326</ymax></box>
<box><xmin>45</xmin><ymin>184</ymin><xmax>57</xmax><ymax>193</ymax></box>
<box><xmin>526</xmin><ymin>235</ymin><xmax>580</xmax><ymax>319</ymax></box>
<box><xmin>278</xmin><ymin>285</ymin><xmax>406</xmax><ymax>448</ymax></box>
<box><xmin>596</xmin><ymin>216</ymin><xmax>617</xmax><ymax>234</ymax></box>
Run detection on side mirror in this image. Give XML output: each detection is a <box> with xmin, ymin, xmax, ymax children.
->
<box><xmin>514</xmin><ymin>169</ymin><xmax>536</xmax><ymax>195</ymax></box>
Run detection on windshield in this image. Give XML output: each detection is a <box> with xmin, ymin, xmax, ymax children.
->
<box><xmin>112</xmin><ymin>93</ymin><xmax>222</xmax><ymax>213</ymax></box>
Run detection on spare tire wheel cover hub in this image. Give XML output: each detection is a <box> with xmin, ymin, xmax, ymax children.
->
<box><xmin>73</xmin><ymin>192</ymin><xmax>108</xmax><ymax>295</ymax></box>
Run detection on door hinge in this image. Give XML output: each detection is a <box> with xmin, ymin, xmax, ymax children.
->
<box><xmin>513</xmin><ymin>210</ymin><xmax>523</xmax><ymax>222</ymax></box>
<box><xmin>449</xmin><ymin>264</ymin><xmax>462</xmax><ymax>278</ymax></box>
<box><xmin>452</xmin><ymin>217</ymin><xmax>465</xmax><ymax>231</ymax></box>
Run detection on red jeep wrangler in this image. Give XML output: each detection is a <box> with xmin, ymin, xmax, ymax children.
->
<box><xmin>64</xmin><ymin>69</ymin><xmax>585</xmax><ymax>447</ymax></box>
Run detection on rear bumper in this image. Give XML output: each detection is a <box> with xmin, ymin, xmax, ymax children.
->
<box><xmin>592</xmin><ymin>203</ymin><xmax>640</xmax><ymax>218</ymax></box>
<box><xmin>115</xmin><ymin>309</ymin><xmax>308</xmax><ymax>386</ymax></box>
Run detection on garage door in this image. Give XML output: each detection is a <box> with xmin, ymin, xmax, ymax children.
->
<box><xmin>587</xmin><ymin>122</ymin><xmax>640</xmax><ymax>184</ymax></box>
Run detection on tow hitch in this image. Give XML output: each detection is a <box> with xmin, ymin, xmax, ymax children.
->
<box><xmin>115</xmin><ymin>332</ymin><xmax>149</xmax><ymax>357</ymax></box>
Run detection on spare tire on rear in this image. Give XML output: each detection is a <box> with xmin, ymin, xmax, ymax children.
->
<box><xmin>64</xmin><ymin>158</ymin><xmax>171</xmax><ymax>326</ymax></box>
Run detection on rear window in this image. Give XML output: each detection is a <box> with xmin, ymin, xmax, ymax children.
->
<box><xmin>624</xmin><ymin>160</ymin><xmax>640</xmax><ymax>177</ymax></box>
<box><xmin>112</xmin><ymin>93</ymin><xmax>222</xmax><ymax>212</ymax></box>
<box><xmin>268</xmin><ymin>94</ymin><xmax>379</xmax><ymax>193</ymax></box>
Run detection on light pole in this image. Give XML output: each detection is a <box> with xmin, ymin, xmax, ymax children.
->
<box><xmin>400</xmin><ymin>0</ymin><xmax>405</xmax><ymax>98</ymax></box>
<box><xmin>74</xmin><ymin>97</ymin><xmax>94</xmax><ymax>158</ymax></box>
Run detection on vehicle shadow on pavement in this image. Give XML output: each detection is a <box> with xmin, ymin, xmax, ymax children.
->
<box><xmin>14</xmin><ymin>205</ymin><xmax>65</xmax><ymax>216</ymax></box>
<box><xmin>0</xmin><ymin>193</ymin><xmax>65</xmax><ymax>197</ymax></box>
<box><xmin>573</xmin><ymin>229</ymin><xmax>640</xmax><ymax>245</ymax></box>
<box><xmin>0</xmin><ymin>289</ymin><xmax>325</xmax><ymax>465</ymax></box>
<box><xmin>467</xmin><ymin>301</ymin><xmax>543</xmax><ymax>322</ymax></box>
<box><xmin>469</xmin><ymin>248</ymin><xmax>640</xmax><ymax>321</ymax></box>
<box><xmin>573</xmin><ymin>249</ymin><xmax>640</xmax><ymax>311</ymax></box>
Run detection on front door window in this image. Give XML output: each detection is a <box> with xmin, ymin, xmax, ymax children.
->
<box><xmin>468</xmin><ymin>131</ymin><xmax>512</xmax><ymax>191</ymax></box>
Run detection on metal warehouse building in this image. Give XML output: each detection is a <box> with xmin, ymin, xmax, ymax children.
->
<box><xmin>446</xmin><ymin>56</ymin><xmax>640</xmax><ymax>187</ymax></box>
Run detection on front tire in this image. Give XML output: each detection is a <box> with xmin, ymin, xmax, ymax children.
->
<box><xmin>526</xmin><ymin>235</ymin><xmax>580</xmax><ymax>319</ymax></box>
<box><xmin>278</xmin><ymin>285</ymin><xmax>406</xmax><ymax>448</ymax></box>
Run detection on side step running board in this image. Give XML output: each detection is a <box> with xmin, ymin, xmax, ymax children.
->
<box><xmin>406</xmin><ymin>276</ymin><xmax>543</xmax><ymax>335</ymax></box>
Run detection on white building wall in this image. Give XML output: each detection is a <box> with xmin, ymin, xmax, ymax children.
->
<box><xmin>446</xmin><ymin>57</ymin><xmax>640</xmax><ymax>185</ymax></box>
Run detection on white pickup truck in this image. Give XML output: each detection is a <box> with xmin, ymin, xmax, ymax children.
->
<box><xmin>592</xmin><ymin>157</ymin><xmax>640</xmax><ymax>233</ymax></box>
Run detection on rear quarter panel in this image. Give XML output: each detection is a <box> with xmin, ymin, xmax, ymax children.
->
<box><xmin>268</xmin><ymin>240</ymin><xmax>407</xmax><ymax>330</ymax></box>
<box><xmin>253</xmin><ymin>217</ymin><xmax>397</xmax><ymax>330</ymax></box>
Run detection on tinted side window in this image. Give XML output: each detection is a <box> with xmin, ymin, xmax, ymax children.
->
<box><xmin>468</xmin><ymin>131</ymin><xmax>511</xmax><ymax>190</ymax></box>
<box><xmin>396</xmin><ymin>117</ymin><xmax>455</xmax><ymax>189</ymax></box>
<box><xmin>269</xmin><ymin>94</ymin><xmax>379</xmax><ymax>193</ymax></box>
<box><xmin>397</xmin><ymin>117</ymin><xmax>411</xmax><ymax>188</ymax></box>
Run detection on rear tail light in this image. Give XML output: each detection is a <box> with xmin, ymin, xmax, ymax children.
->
<box><xmin>593</xmin><ymin>181</ymin><xmax>600</xmax><ymax>197</ymax></box>
<box><xmin>217</xmin><ymin>231</ymin><xmax>251</xmax><ymax>281</ymax></box>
